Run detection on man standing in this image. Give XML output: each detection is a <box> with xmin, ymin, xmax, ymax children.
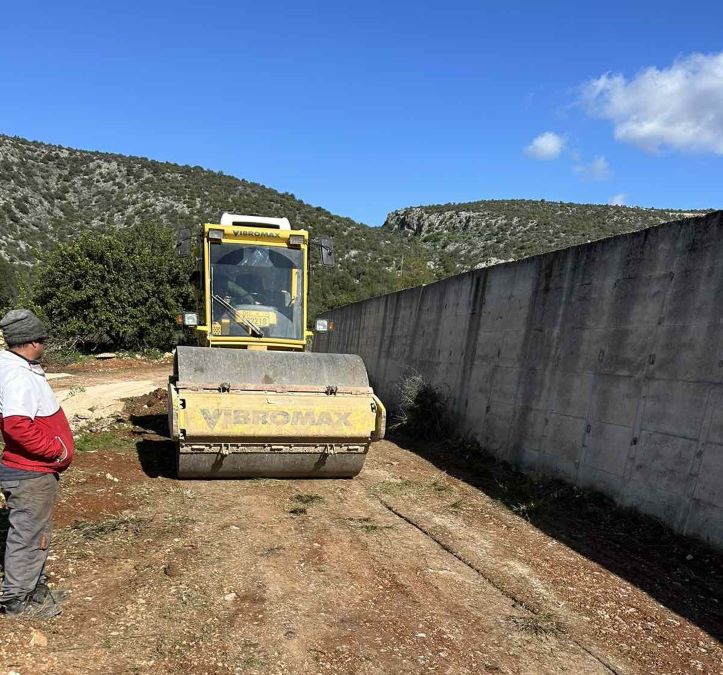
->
<box><xmin>0</xmin><ymin>309</ymin><xmax>73</xmax><ymax>619</ymax></box>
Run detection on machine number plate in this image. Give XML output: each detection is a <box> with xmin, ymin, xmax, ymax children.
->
<box><xmin>234</xmin><ymin>310</ymin><xmax>277</xmax><ymax>326</ymax></box>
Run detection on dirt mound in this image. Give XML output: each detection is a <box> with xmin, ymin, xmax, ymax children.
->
<box><xmin>123</xmin><ymin>387</ymin><xmax>168</xmax><ymax>418</ymax></box>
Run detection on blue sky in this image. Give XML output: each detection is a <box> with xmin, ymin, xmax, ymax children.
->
<box><xmin>1</xmin><ymin>1</ymin><xmax>721</xmax><ymax>225</ymax></box>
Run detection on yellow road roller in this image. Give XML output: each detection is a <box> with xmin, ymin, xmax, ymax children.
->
<box><xmin>168</xmin><ymin>214</ymin><xmax>385</xmax><ymax>478</ymax></box>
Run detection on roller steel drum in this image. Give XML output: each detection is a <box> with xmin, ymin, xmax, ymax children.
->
<box><xmin>169</xmin><ymin>347</ymin><xmax>385</xmax><ymax>479</ymax></box>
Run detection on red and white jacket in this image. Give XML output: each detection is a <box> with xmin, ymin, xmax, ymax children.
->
<box><xmin>0</xmin><ymin>350</ymin><xmax>74</xmax><ymax>473</ymax></box>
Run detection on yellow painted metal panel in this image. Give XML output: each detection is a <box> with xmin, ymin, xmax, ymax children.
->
<box><xmin>291</xmin><ymin>268</ymin><xmax>299</xmax><ymax>299</ymax></box>
<box><xmin>206</xmin><ymin>337</ymin><xmax>306</xmax><ymax>349</ymax></box>
<box><xmin>203</xmin><ymin>222</ymin><xmax>309</xmax><ymax>245</ymax></box>
<box><xmin>178</xmin><ymin>391</ymin><xmax>377</xmax><ymax>440</ymax></box>
<box><xmin>372</xmin><ymin>394</ymin><xmax>387</xmax><ymax>441</ymax></box>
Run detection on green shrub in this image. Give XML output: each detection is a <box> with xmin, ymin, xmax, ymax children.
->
<box><xmin>31</xmin><ymin>223</ymin><xmax>193</xmax><ymax>351</ymax></box>
<box><xmin>391</xmin><ymin>372</ymin><xmax>453</xmax><ymax>439</ymax></box>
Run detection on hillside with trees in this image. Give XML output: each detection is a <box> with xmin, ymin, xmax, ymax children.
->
<box><xmin>384</xmin><ymin>200</ymin><xmax>712</xmax><ymax>273</ymax></box>
<box><xmin>0</xmin><ymin>134</ymin><xmax>442</xmax><ymax>320</ymax></box>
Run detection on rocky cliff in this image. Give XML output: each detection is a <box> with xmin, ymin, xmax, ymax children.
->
<box><xmin>384</xmin><ymin>200</ymin><xmax>710</xmax><ymax>274</ymax></box>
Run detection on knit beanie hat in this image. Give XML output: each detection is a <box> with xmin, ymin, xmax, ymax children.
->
<box><xmin>0</xmin><ymin>309</ymin><xmax>48</xmax><ymax>347</ymax></box>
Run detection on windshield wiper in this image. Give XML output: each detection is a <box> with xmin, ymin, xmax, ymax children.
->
<box><xmin>212</xmin><ymin>294</ymin><xmax>264</xmax><ymax>338</ymax></box>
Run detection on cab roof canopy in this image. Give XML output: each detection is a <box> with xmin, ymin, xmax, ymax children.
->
<box><xmin>219</xmin><ymin>213</ymin><xmax>292</xmax><ymax>230</ymax></box>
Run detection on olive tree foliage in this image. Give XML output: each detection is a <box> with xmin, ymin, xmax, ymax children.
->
<box><xmin>32</xmin><ymin>223</ymin><xmax>193</xmax><ymax>350</ymax></box>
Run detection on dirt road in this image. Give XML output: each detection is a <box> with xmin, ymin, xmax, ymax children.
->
<box><xmin>0</xmin><ymin>362</ymin><xmax>720</xmax><ymax>674</ymax></box>
<box><xmin>49</xmin><ymin>362</ymin><xmax>170</xmax><ymax>429</ymax></box>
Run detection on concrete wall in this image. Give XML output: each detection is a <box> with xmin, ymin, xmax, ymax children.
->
<box><xmin>315</xmin><ymin>212</ymin><xmax>723</xmax><ymax>548</ymax></box>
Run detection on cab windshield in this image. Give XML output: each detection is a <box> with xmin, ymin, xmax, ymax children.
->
<box><xmin>210</xmin><ymin>243</ymin><xmax>304</xmax><ymax>340</ymax></box>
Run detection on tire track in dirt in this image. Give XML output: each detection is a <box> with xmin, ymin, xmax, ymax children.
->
<box><xmin>132</xmin><ymin>476</ymin><xmax>610</xmax><ymax>674</ymax></box>
<box><xmin>361</xmin><ymin>441</ymin><xmax>723</xmax><ymax>675</ymax></box>
<box><xmin>376</xmin><ymin>497</ymin><xmax>626</xmax><ymax>675</ymax></box>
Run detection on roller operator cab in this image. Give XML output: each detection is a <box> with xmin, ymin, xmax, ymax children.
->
<box><xmin>169</xmin><ymin>214</ymin><xmax>386</xmax><ymax>479</ymax></box>
<box><xmin>196</xmin><ymin>215</ymin><xmax>309</xmax><ymax>349</ymax></box>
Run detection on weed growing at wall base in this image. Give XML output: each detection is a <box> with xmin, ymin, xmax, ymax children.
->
<box><xmin>391</xmin><ymin>372</ymin><xmax>453</xmax><ymax>440</ymax></box>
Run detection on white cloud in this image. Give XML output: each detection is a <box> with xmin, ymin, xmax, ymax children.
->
<box><xmin>573</xmin><ymin>155</ymin><xmax>610</xmax><ymax>181</ymax></box>
<box><xmin>608</xmin><ymin>193</ymin><xmax>626</xmax><ymax>206</ymax></box>
<box><xmin>524</xmin><ymin>132</ymin><xmax>565</xmax><ymax>160</ymax></box>
<box><xmin>582</xmin><ymin>52</ymin><xmax>723</xmax><ymax>154</ymax></box>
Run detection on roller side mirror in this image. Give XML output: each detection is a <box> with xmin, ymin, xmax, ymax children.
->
<box><xmin>176</xmin><ymin>228</ymin><xmax>192</xmax><ymax>257</ymax></box>
<box><xmin>320</xmin><ymin>236</ymin><xmax>335</xmax><ymax>267</ymax></box>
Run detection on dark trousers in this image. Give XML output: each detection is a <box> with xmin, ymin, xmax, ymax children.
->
<box><xmin>0</xmin><ymin>473</ymin><xmax>58</xmax><ymax>601</ymax></box>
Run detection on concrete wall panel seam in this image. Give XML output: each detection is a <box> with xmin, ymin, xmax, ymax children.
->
<box><xmin>679</xmin><ymin>385</ymin><xmax>717</xmax><ymax>536</ymax></box>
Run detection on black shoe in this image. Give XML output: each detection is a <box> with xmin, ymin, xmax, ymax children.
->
<box><xmin>2</xmin><ymin>597</ymin><xmax>28</xmax><ymax>616</ymax></box>
<box><xmin>31</xmin><ymin>582</ymin><xmax>70</xmax><ymax>605</ymax></box>
<box><xmin>2</xmin><ymin>594</ymin><xmax>62</xmax><ymax>619</ymax></box>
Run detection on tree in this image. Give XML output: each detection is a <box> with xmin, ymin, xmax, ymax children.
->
<box><xmin>0</xmin><ymin>258</ymin><xmax>18</xmax><ymax>312</ymax></box>
<box><xmin>32</xmin><ymin>223</ymin><xmax>193</xmax><ymax>350</ymax></box>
